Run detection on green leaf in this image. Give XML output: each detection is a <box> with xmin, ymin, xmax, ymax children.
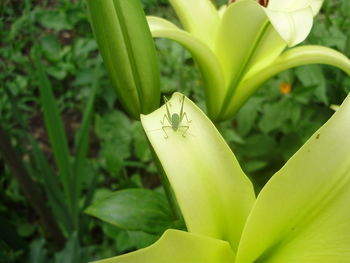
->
<box><xmin>31</xmin><ymin>45</ymin><xmax>75</xmax><ymax>223</ymax></box>
<box><xmin>258</xmin><ymin>99</ymin><xmax>293</xmax><ymax>133</ymax></box>
<box><xmin>126</xmin><ymin>231</ymin><xmax>159</xmax><ymax>249</ymax></box>
<box><xmin>86</xmin><ymin>0</ymin><xmax>160</xmax><ymax>118</ymax></box>
<box><xmin>73</xmin><ymin>71</ymin><xmax>99</xmax><ymax>212</ymax></box>
<box><xmin>29</xmin><ymin>136</ymin><xmax>73</xmax><ymax>232</ymax></box>
<box><xmin>236</xmin><ymin>97</ymin><xmax>262</xmax><ymax>136</ymax></box>
<box><xmin>141</xmin><ymin>93</ymin><xmax>255</xmax><ymax>251</ymax></box>
<box><xmin>237</xmin><ymin>93</ymin><xmax>350</xmax><ymax>262</ymax></box>
<box><xmin>295</xmin><ymin>65</ymin><xmax>327</xmax><ymax>104</ymax></box>
<box><xmin>29</xmin><ymin>239</ymin><xmax>47</xmax><ymax>263</ymax></box>
<box><xmin>86</xmin><ymin>189</ymin><xmax>175</xmax><ymax>234</ymax></box>
<box><xmin>36</xmin><ymin>10</ymin><xmax>72</xmax><ymax>31</ymax></box>
<box><xmin>92</xmin><ymin>229</ymin><xmax>235</xmax><ymax>263</ymax></box>
<box><xmin>54</xmin><ymin>233</ymin><xmax>82</xmax><ymax>263</ymax></box>
<box><xmin>39</xmin><ymin>34</ymin><xmax>62</xmax><ymax>61</ymax></box>
<box><xmin>95</xmin><ymin>111</ymin><xmax>133</xmax><ymax>176</ymax></box>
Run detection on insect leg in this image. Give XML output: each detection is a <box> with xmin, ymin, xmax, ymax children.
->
<box><xmin>160</xmin><ymin>114</ymin><xmax>171</xmax><ymax>125</ymax></box>
<box><xmin>179</xmin><ymin>95</ymin><xmax>185</xmax><ymax>122</ymax></box>
<box><xmin>179</xmin><ymin>125</ymin><xmax>190</xmax><ymax>137</ymax></box>
<box><xmin>163</xmin><ymin>96</ymin><xmax>172</xmax><ymax>106</ymax></box>
<box><xmin>183</xmin><ymin>112</ymin><xmax>192</xmax><ymax>123</ymax></box>
<box><xmin>163</xmin><ymin>96</ymin><xmax>172</xmax><ymax>124</ymax></box>
<box><xmin>161</xmin><ymin>126</ymin><xmax>172</xmax><ymax>139</ymax></box>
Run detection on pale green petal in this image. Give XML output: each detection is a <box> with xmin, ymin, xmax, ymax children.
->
<box><xmin>225</xmin><ymin>45</ymin><xmax>350</xmax><ymax>118</ymax></box>
<box><xmin>141</xmin><ymin>93</ymin><xmax>255</xmax><ymax>251</ymax></box>
<box><xmin>215</xmin><ymin>0</ymin><xmax>285</xmax><ymax>118</ymax></box>
<box><xmin>269</xmin><ymin>0</ymin><xmax>323</xmax><ymax>15</ymax></box>
<box><xmin>264</xmin><ymin>7</ymin><xmax>314</xmax><ymax>47</ymax></box>
<box><xmin>236</xmin><ymin>94</ymin><xmax>350</xmax><ymax>262</ymax></box>
<box><xmin>168</xmin><ymin>0</ymin><xmax>220</xmax><ymax>49</ymax></box>
<box><xmin>93</xmin><ymin>229</ymin><xmax>236</xmax><ymax>263</ymax></box>
<box><xmin>147</xmin><ymin>16</ymin><xmax>225</xmax><ymax>119</ymax></box>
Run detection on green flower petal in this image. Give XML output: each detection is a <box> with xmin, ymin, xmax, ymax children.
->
<box><xmin>93</xmin><ymin>229</ymin><xmax>235</xmax><ymax>263</ymax></box>
<box><xmin>215</xmin><ymin>0</ymin><xmax>285</xmax><ymax>118</ymax></box>
<box><xmin>168</xmin><ymin>0</ymin><xmax>220</xmax><ymax>49</ymax></box>
<box><xmin>237</xmin><ymin>93</ymin><xmax>350</xmax><ymax>262</ymax></box>
<box><xmin>227</xmin><ymin>45</ymin><xmax>350</xmax><ymax>117</ymax></box>
<box><xmin>141</xmin><ymin>93</ymin><xmax>255</xmax><ymax>251</ymax></box>
<box><xmin>147</xmin><ymin>16</ymin><xmax>225</xmax><ymax>119</ymax></box>
<box><xmin>216</xmin><ymin>1</ymin><xmax>277</xmax><ymax>84</ymax></box>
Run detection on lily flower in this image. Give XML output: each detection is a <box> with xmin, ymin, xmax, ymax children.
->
<box><xmin>94</xmin><ymin>92</ymin><xmax>350</xmax><ymax>262</ymax></box>
<box><xmin>148</xmin><ymin>0</ymin><xmax>350</xmax><ymax>121</ymax></box>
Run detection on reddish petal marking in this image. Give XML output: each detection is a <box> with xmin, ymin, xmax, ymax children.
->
<box><xmin>259</xmin><ymin>0</ymin><xmax>269</xmax><ymax>7</ymax></box>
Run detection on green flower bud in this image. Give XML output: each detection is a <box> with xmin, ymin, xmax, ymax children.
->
<box><xmin>86</xmin><ymin>0</ymin><xmax>160</xmax><ymax>119</ymax></box>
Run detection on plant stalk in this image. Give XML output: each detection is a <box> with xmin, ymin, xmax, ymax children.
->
<box><xmin>0</xmin><ymin>123</ymin><xmax>65</xmax><ymax>247</ymax></box>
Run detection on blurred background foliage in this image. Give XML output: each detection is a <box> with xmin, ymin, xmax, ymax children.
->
<box><xmin>0</xmin><ymin>0</ymin><xmax>349</xmax><ymax>262</ymax></box>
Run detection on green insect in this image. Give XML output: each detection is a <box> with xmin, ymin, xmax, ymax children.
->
<box><xmin>161</xmin><ymin>95</ymin><xmax>192</xmax><ymax>139</ymax></box>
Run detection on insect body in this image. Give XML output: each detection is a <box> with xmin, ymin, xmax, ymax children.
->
<box><xmin>161</xmin><ymin>95</ymin><xmax>191</xmax><ymax>138</ymax></box>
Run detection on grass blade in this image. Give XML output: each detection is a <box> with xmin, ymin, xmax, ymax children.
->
<box><xmin>31</xmin><ymin>45</ymin><xmax>76</xmax><ymax>227</ymax></box>
<box><xmin>72</xmin><ymin>70</ymin><xmax>99</xmax><ymax>216</ymax></box>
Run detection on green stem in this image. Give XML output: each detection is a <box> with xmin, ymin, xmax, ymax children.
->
<box><xmin>0</xmin><ymin>124</ymin><xmax>65</xmax><ymax>247</ymax></box>
<box><xmin>229</xmin><ymin>45</ymin><xmax>350</xmax><ymax>116</ymax></box>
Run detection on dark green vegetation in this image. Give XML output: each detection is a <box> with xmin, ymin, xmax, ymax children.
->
<box><xmin>0</xmin><ymin>0</ymin><xmax>349</xmax><ymax>262</ymax></box>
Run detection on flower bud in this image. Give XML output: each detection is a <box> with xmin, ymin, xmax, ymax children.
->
<box><xmin>86</xmin><ymin>0</ymin><xmax>160</xmax><ymax>119</ymax></box>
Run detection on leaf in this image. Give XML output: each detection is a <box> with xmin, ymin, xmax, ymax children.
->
<box><xmin>31</xmin><ymin>45</ymin><xmax>75</xmax><ymax>221</ymax></box>
<box><xmin>36</xmin><ymin>10</ymin><xmax>72</xmax><ymax>31</ymax></box>
<box><xmin>236</xmin><ymin>97</ymin><xmax>263</xmax><ymax>136</ymax></box>
<box><xmin>141</xmin><ymin>93</ymin><xmax>255</xmax><ymax>251</ymax></box>
<box><xmin>237</xmin><ymin>93</ymin><xmax>350</xmax><ymax>262</ymax></box>
<box><xmin>54</xmin><ymin>234</ymin><xmax>82</xmax><ymax>263</ymax></box>
<box><xmin>29</xmin><ymin>136</ymin><xmax>73</xmax><ymax>233</ymax></box>
<box><xmin>29</xmin><ymin>239</ymin><xmax>47</xmax><ymax>263</ymax></box>
<box><xmin>322</xmin><ymin>25</ymin><xmax>347</xmax><ymax>51</ymax></box>
<box><xmin>126</xmin><ymin>231</ymin><xmax>159</xmax><ymax>249</ymax></box>
<box><xmin>95</xmin><ymin>111</ymin><xmax>133</xmax><ymax>176</ymax></box>
<box><xmin>39</xmin><ymin>35</ymin><xmax>62</xmax><ymax>61</ymax></box>
<box><xmin>86</xmin><ymin>189</ymin><xmax>175</xmax><ymax>234</ymax></box>
<box><xmin>243</xmin><ymin>160</ymin><xmax>269</xmax><ymax>173</ymax></box>
<box><xmin>239</xmin><ymin>134</ymin><xmax>277</xmax><ymax>159</ymax></box>
<box><xmin>258</xmin><ymin>99</ymin><xmax>293</xmax><ymax>133</ymax></box>
<box><xmin>92</xmin><ymin>229</ymin><xmax>235</xmax><ymax>263</ymax></box>
<box><xmin>73</xmin><ymin>71</ymin><xmax>99</xmax><ymax>212</ymax></box>
<box><xmin>295</xmin><ymin>65</ymin><xmax>327</xmax><ymax>104</ymax></box>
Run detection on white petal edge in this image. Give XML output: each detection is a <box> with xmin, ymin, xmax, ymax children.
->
<box><xmin>263</xmin><ymin>7</ymin><xmax>314</xmax><ymax>47</ymax></box>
